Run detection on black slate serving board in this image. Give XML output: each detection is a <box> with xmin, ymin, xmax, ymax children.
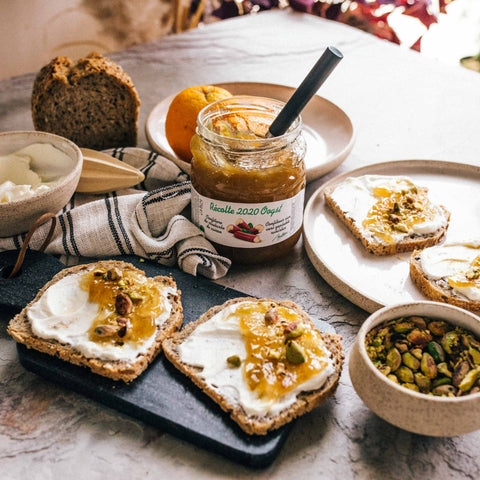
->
<box><xmin>1</xmin><ymin>251</ymin><xmax>291</xmax><ymax>467</ymax></box>
<box><xmin>1</xmin><ymin>251</ymin><xmax>334</xmax><ymax>468</ymax></box>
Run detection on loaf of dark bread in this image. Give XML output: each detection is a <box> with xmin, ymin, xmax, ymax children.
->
<box><xmin>32</xmin><ymin>52</ymin><xmax>140</xmax><ymax>150</ymax></box>
<box><xmin>163</xmin><ymin>297</ymin><xmax>344</xmax><ymax>435</ymax></box>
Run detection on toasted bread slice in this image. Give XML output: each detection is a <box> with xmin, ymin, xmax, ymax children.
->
<box><xmin>163</xmin><ymin>297</ymin><xmax>344</xmax><ymax>435</ymax></box>
<box><xmin>324</xmin><ymin>180</ymin><xmax>450</xmax><ymax>256</ymax></box>
<box><xmin>8</xmin><ymin>260</ymin><xmax>183</xmax><ymax>382</ymax></box>
<box><xmin>410</xmin><ymin>250</ymin><xmax>480</xmax><ymax>311</ymax></box>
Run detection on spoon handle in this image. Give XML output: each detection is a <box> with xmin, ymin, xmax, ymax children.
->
<box><xmin>267</xmin><ymin>46</ymin><xmax>343</xmax><ymax>138</ymax></box>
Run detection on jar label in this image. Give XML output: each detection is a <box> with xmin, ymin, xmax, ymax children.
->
<box><xmin>191</xmin><ymin>187</ymin><xmax>305</xmax><ymax>248</ymax></box>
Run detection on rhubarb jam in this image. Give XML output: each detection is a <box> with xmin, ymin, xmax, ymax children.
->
<box><xmin>81</xmin><ymin>268</ymin><xmax>167</xmax><ymax>345</ymax></box>
<box><xmin>236</xmin><ymin>301</ymin><xmax>330</xmax><ymax>401</ymax></box>
<box><xmin>190</xmin><ymin>96</ymin><xmax>306</xmax><ymax>264</ymax></box>
<box><xmin>362</xmin><ymin>185</ymin><xmax>440</xmax><ymax>244</ymax></box>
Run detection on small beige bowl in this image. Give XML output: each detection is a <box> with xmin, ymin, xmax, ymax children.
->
<box><xmin>0</xmin><ymin>131</ymin><xmax>82</xmax><ymax>237</ymax></box>
<box><xmin>349</xmin><ymin>301</ymin><xmax>480</xmax><ymax>436</ymax></box>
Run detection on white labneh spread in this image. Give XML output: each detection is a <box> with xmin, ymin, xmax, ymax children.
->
<box><xmin>178</xmin><ymin>301</ymin><xmax>335</xmax><ymax>416</ymax></box>
<box><xmin>330</xmin><ymin>175</ymin><xmax>447</xmax><ymax>236</ymax></box>
<box><xmin>27</xmin><ymin>270</ymin><xmax>175</xmax><ymax>363</ymax></box>
<box><xmin>420</xmin><ymin>241</ymin><xmax>480</xmax><ymax>301</ymax></box>
<box><xmin>0</xmin><ymin>143</ymin><xmax>75</xmax><ymax>203</ymax></box>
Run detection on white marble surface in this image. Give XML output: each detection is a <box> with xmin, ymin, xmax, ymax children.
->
<box><xmin>1</xmin><ymin>9</ymin><xmax>480</xmax><ymax>479</ymax></box>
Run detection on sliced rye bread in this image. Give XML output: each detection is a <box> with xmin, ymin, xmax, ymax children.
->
<box><xmin>324</xmin><ymin>185</ymin><xmax>450</xmax><ymax>256</ymax></box>
<box><xmin>162</xmin><ymin>297</ymin><xmax>344</xmax><ymax>435</ymax></box>
<box><xmin>8</xmin><ymin>260</ymin><xmax>182</xmax><ymax>382</ymax></box>
<box><xmin>410</xmin><ymin>250</ymin><xmax>480</xmax><ymax>311</ymax></box>
<box><xmin>32</xmin><ymin>52</ymin><xmax>140</xmax><ymax>150</ymax></box>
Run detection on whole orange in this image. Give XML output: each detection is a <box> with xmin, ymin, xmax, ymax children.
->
<box><xmin>165</xmin><ymin>85</ymin><xmax>232</xmax><ymax>162</ymax></box>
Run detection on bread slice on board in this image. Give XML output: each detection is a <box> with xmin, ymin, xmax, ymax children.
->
<box><xmin>324</xmin><ymin>184</ymin><xmax>450</xmax><ymax>256</ymax></box>
<box><xmin>163</xmin><ymin>297</ymin><xmax>344</xmax><ymax>435</ymax></box>
<box><xmin>32</xmin><ymin>52</ymin><xmax>140</xmax><ymax>150</ymax></box>
<box><xmin>410</xmin><ymin>250</ymin><xmax>480</xmax><ymax>311</ymax></box>
<box><xmin>8</xmin><ymin>260</ymin><xmax>182</xmax><ymax>382</ymax></box>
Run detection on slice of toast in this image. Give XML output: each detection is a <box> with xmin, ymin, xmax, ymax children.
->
<box><xmin>410</xmin><ymin>250</ymin><xmax>480</xmax><ymax>311</ymax></box>
<box><xmin>162</xmin><ymin>297</ymin><xmax>344</xmax><ymax>435</ymax></box>
<box><xmin>8</xmin><ymin>260</ymin><xmax>182</xmax><ymax>382</ymax></box>
<box><xmin>324</xmin><ymin>180</ymin><xmax>450</xmax><ymax>256</ymax></box>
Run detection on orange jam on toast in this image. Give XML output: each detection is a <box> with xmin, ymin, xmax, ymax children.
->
<box><xmin>236</xmin><ymin>302</ymin><xmax>330</xmax><ymax>401</ymax></box>
<box><xmin>81</xmin><ymin>268</ymin><xmax>167</xmax><ymax>345</ymax></box>
<box><xmin>448</xmin><ymin>255</ymin><xmax>480</xmax><ymax>289</ymax></box>
<box><xmin>362</xmin><ymin>185</ymin><xmax>439</xmax><ymax>244</ymax></box>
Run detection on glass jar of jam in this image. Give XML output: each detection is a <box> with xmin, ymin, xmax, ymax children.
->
<box><xmin>190</xmin><ymin>96</ymin><xmax>306</xmax><ymax>264</ymax></box>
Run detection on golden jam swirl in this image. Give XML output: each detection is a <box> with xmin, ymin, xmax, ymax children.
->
<box><xmin>448</xmin><ymin>255</ymin><xmax>480</xmax><ymax>289</ymax></box>
<box><xmin>236</xmin><ymin>302</ymin><xmax>329</xmax><ymax>402</ymax></box>
<box><xmin>81</xmin><ymin>269</ymin><xmax>166</xmax><ymax>346</ymax></box>
<box><xmin>362</xmin><ymin>185</ymin><xmax>438</xmax><ymax>244</ymax></box>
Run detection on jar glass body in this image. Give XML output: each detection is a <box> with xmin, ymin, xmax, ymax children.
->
<box><xmin>190</xmin><ymin>96</ymin><xmax>306</xmax><ymax>264</ymax></box>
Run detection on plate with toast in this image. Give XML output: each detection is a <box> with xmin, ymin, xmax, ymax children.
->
<box><xmin>304</xmin><ymin>160</ymin><xmax>480</xmax><ymax>313</ymax></box>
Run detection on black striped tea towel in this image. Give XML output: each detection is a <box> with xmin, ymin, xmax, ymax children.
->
<box><xmin>0</xmin><ymin>148</ymin><xmax>231</xmax><ymax>279</ymax></box>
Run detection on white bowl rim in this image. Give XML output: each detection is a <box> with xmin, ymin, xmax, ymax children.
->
<box><xmin>0</xmin><ymin>130</ymin><xmax>83</xmax><ymax>207</ymax></box>
<box><xmin>357</xmin><ymin>300</ymin><xmax>480</xmax><ymax>404</ymax></box>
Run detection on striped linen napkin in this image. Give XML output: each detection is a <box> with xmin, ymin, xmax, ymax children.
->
<box><xmin>0</xmin><ymin>148</ymin><xmax>231</xmax><ymax>279</ymax></box>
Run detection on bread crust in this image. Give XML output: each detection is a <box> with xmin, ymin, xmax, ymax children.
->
<box><xmin>410</xmin><ymin>251</ymin><xmax>480</xmax><ymax>311</ymax></box>
<box><xmin>162</xmin><ymin>297</ymin><xmax>344</xmax><ymax>435</ymax></box>
<box><xmin>31</xmin><ymin>52</ymin><xmax>140</xmax><ymax>150</ymax></box>
<box><xmin>324</xmin><ymin>185</ymin><xmax>450</xmax><ymax>256</ymax></box>
<box><xmin>8</xmin><ymin>260</ymin><xmax>183</xmax><ymax>382</ymax></box>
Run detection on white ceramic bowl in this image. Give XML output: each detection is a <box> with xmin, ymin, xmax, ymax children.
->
<box><xmin>0</xmin><ymin>131</ymin><xmax>82</xmax><ymax>237</ymax></box>
<box><xmin>349</xmin><ymin>301</ymin><xmax>480</xmax><ymax>436</ymax></box>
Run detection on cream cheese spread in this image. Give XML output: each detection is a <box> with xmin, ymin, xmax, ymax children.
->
<box><xmin>419</xmin><ymin>241</ymin><xmax>480</xmax><ymax>301</ymax></box>
<box><xmin>330</xmin><ymin>175</ymin><xmax>448</xmax><ymax>237</ymax></box>
<box><xmin>27</xmin><ymin>270</ymin><xmax>175</xmax><ymax>363</ymax></box>
<box><xmin>178</xmin><ymin>301</ymin><xmax>335</xmax><ymax>416</ymax></box>
<box><xmin>0</xmin><ymin>143</ymin><xmax>75</xmax><ymax>203</ymax></box>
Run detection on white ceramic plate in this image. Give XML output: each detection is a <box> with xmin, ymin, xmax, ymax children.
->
<box><xmin>303</xmin><ymin>160</ymin><xmax>480</xmax><ymax>313</ymax></box>
<box><xmin>145</xmin><ymin>82</ymin><xmax>355</xmax><ymax>182</ymax></box>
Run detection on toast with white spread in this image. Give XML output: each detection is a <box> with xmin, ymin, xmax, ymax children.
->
<box><xmin>324</xmin><ymin>175</ymin><xmax>450</xmax><ymax>255</ymax></box>
<box><xmin>8</xmin><ymin>260</ymin><xmax>183</xmax><ymax>382</ymax></box>
<box><xmin>410</xmin><ymin>242</ymin><xmax>480</xmax><ymax>311</ymax></box>
<box><xmin>163</xmin><ymin>297</ymin><xmax>344</xmax><ymax>435</ymax></box>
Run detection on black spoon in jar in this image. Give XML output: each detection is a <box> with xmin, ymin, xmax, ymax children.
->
<box><xmin>266</xmin><ymin>46</ymin><xmax>343</xmax><ymax>138</ymax></box>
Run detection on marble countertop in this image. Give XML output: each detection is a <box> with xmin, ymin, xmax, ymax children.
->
<box><xmin>1</xmin><ymin>9</ymin><xmax>480</xmax><ymax>479</ymax></box>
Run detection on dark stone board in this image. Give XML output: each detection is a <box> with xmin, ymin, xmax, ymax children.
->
<box><xmin>2</xmin><ymin>251</ymin><xmax>293</xmax><ymax>468</ymax></box>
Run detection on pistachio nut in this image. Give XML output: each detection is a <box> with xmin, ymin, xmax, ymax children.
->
<box><xmin>126</xmin><ymin>290</ymin><xmax>143</xmax><ymax>302</ymax></box>
<box><xmin>378</xmin><ymin>365</ymin><xmax>392</xmax><ymax>376</ymax></box>
<box><xmin>452</xmin><ymin>361</ymin><xmax>470</xmax><ymax>388</ymax></box>
<box><xmin>407</xmin><ymin>329</ymin><xmax>432</xmax><ymax>347</ymax></box>
<box><xmin>393</xmin><ymin>320</ymin><xmax>415</xmax><ymax>333</ymax></box>
<box><xmin>421</xmin><ymin>353</ymin><xmax>437</xmax><ymax>379</ymax></box>
<box><xmin>411</xmin><ymin>348</ymin><xmax>423</xmax><ymax>360</ymax></box>
<box><xmin>286</xmin><ymin>340</ymin><xmax>307</xmax><ymax>364</ymax></box>
<box><xmin>414</xmin><ymin>372</ymin><xmax>431</xmax><ymax>392</ymax></box>
<box><xmin>94</xmin><ymin>324</ymin><xmax>119</xmax><ymax>337</ymax></box>
<box><xmin>386</xmin><ymin>347</ymin><xmax>402</xmax><ymax>372</ymax></box>
<box><xmin>395</xmin><ymin>342</ymin><xmax>409</xmax><ymax>354</ymax></box>
<box><xmin>437</xmin><ymin>362</ymin><xmax>452</xmax><ymax>378</ymax></box>
<box><xmin>284</xmin><ymin>321</ymin><xmax>305</xmax><ymax>339</ymax></box>
<box><xmin>106</xmin><ymin>267</ymin><xmax>122</xmax><ymax>281</ymax></box>
<box><xmin>427</xmin><ymin>341</ymin><xmax>445</xmax><ymax>363</ymax></box>
<box><xmin>427</xmin><ymin>321</ymin><xmax>450</xmax><ymax>336</ymax></box>
<box><xmin>442</xmin><ymin>330</ymin><xmax>460</xmax><ymax>354</ymax></box>
<box><xmin>459</xmin><ymin>367</ymin><xmax>480</xmax><ymax>392</ymax></box>
<box><xmin>402</xmin><ymin>383</ymin><xmax>420</xmax><ymax>392</ymax></box>
<box><xmin>93</xmin><ymin>269</ymin><xmax>106</xmax><ymax>277</ymax></box>
<box><xmin>396</xmin><ymin>366</ymin><xmax>414</xmax><ymax>384</ymax></box>
<box><xmin>469</xmin><ymin>348</ymin><xmax>480</xmax><ymax>364</ymax></box>
<box><xmin>387</xmin><ymin>374</ymin><xmax>399</xmax><ymax>384</ymax></box>
<box><xmin>264</xmin><ymin>307</ymin><xmax>279</xmax><ymax>325</ymax></box>
<box><xmin>432</xmin><ymin>385</ymin><xmax>457</xmax><ymax>397</ymax></box>
<box><xmin>402</xmin><ymin>352</ymin><xmax>420</xmax><ymax>370</ymax></box>
<box><xmin>432</xmin><ymin>377</ymin><xmax>452</xmax><ymax>388</ymax></box>
<box><xmin>226</xmin><ymin>355</ymin><xmax>241</xmax><ymax>368</ymax></box>
<box><xmin>410</xmin><ymin>316</ymin><xmax>427</xmax><ymax>330</ymax></box>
